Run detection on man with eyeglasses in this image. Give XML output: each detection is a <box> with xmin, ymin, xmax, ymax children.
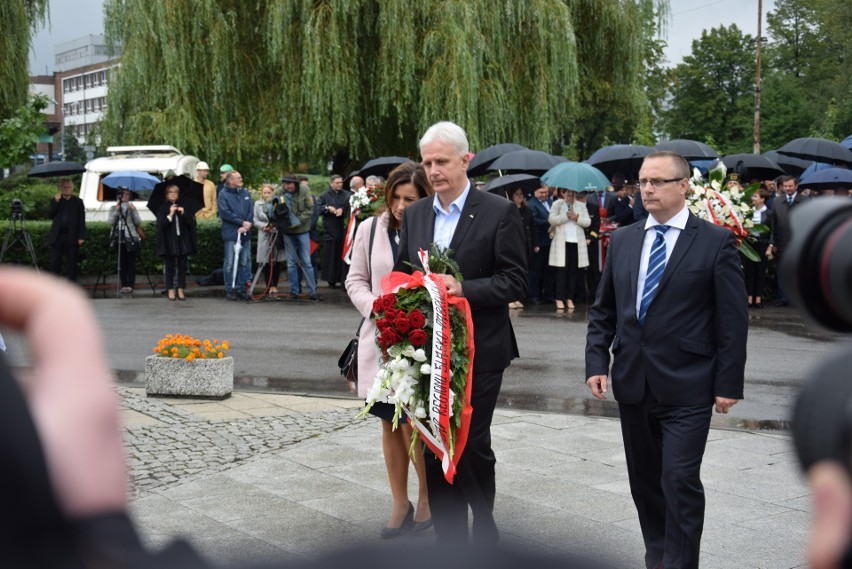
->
<box><xmin>585</xmin><ymin>151</ymin><xmax>748</xmax><ymax>569</ymax></box>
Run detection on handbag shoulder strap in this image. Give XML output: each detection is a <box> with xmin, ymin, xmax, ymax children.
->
<box><xmin>355</xmin><ymin>217</ymin><xmax>379</xmax><ymax>336</ymax></box>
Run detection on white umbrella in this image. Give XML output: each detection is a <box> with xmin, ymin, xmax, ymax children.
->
<box><xmin>231</xmin><ymin>237</ymin><xmax>243</xmax><ymax>289</ymax></box>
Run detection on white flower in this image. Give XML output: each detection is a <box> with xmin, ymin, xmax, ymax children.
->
<box><xmin>412</xmin><ymin>349</ymin><xmax>427</xmax><ymax>362</ymax></box>
<box><xmin>414</xmin><ymin>406</ymin><xmax>427</xmax><ymax>419</ymax></box>
<box><xmin>420</xmin><ymin>363</ymin><xmax>432</xmax><ymax>375</ymax></box>
<box><xmin>387</xmin><ymin>344</ymin><xmax>403</xmax><ymax>358</ymax></box>
<box><xmin>402</xmin><ymin>345</ymin><xmax>416</xmax><ymax>358</ymax></box>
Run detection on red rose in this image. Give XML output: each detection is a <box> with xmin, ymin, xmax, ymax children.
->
<box><xmin>372</xmin><ymin>297</ymin><xmax>384</xmax><ymax>314</ymax></box>
<box><xmin>395</xmin><ymin>316</ymin><xmax>412</xmax><ymax>333</ymax></box>
<box><xmin>376</xmin><ymin>317</ymin><xmax>391</xmax><ymax>331</ymax></box>
<box><xmin>409</xmin><ymin>329</ymin><xmax>428</xmax><ymax>347</ymax></box>
<box><xmin>382</xmin><ymin>329</ymin><xmax>402</xmax><ymax>347</ymax></box>
<box><xmin>408</xmin><ymin>309</ymin><xmax>426</xmax><ymax>329</ymax></box>
<box><xmin>380</xmin><ymin>294</ymin><xmax>397</xmax><ymax>311</ymax></box>
<box><xmin>384</xmin><ymin>308</ymin><xmax>400</xmax><ymax>321</ymax></box>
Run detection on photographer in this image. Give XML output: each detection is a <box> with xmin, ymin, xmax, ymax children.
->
<box><xmin>47</xmin><ymin>178</ymin><xmax>86</xmax><ymax>282</ymax></box>
<box><xmin>108</xmin><ymin>189</ymin><xmax>144</xmax><ymax>294</ymax></box>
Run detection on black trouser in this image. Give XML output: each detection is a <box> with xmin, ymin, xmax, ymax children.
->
<box><xmin>584</xmin><ymin>239</ymin><xmax>601</xmax><ymax>303</ymax></box>
<box><xmin>619</xmin><ymin>387</ymin><xmax>712</xmax><ymax>569</ymax></box>
<box><xmin>425</xmin><ymin>368</ymin><xmax>503</xmax><ymax>545</ymax></box>
<box><xmin>50</xmin><ymin>234</ymin><xmax>80</xmax><ymax>282</ymax></box>
<box><xmin>118</xmin><ymin>245</ymin><xmax>137</xmax><ymax>288</ymax></box>
<box><xmin>554</xmin><ymin>242</ymin><xmax>580</xmax><ymax>301</ymax></box>
<box><xmin>163</xmin><ymin>255</ymin><xmax>187</xmax><ymax>290</ymax></box>
<box><xmin>528</xmin><ymin>245</ymin><xmax>554</xmax><ymax>301</ymax></box>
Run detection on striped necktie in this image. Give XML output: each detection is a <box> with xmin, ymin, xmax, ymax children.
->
<box><xmin>638</xmin><ymin>225</ymin><xmax>671</xmax><ymax>325</ymax></box>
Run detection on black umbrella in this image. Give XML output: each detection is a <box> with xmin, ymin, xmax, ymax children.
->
<box><xmin>482</xmin><ymin>174</ymin><xmax>541</xmax><ymax>196</ymax></box>
<box><xmin>147</xmin><ymin>175</ymin><xmax>205</xmax><ymax>218</ymax></box>
<box><xmin>777</xmin><ymin>137</ymin><xmax>852</xmax><ymax>167</ymax></box>
<box><xmin>27</xmin><ymin>161</ymin><xmax>85</xmax><ymax>178</ymax></box>
<box><xmin>358</xmin><ymin>156</ymin><xmax>410</xmax><ymax>179</ymax></box>
<box><xmin>585</xmin><ymin>144</ymin><xmax>654</xmax><ymax>180</ymax></box>
<box><xmin>798</xmin><ymin>167</ymin><xmax>852</xmax><ymax>191</ymax></box>
<box><xmin>467</xmin><ymin>143</ymin><xmax>527</xmax><ymax>177</ymax></box>
<box><xmin>488</xmin><ymin>150</ymin><xmax>566</xmax><ymax>175</ymax></box>
<box><xmin>720</xmin><ymin>154</ymin><xmax>785</xmax><ymax>181</ymax></box>
<box><xmin>654</xmin><ymin>139</ymin><xmax>719</xmax><ymax>161</ymax></box>
<box><xmin>762</xmin><ymin>151</ymin><xmax>812</xmax><ymax>177</ymax></box>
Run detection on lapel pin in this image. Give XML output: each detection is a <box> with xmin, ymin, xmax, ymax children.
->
<box><xmin>469</xmin><ymin>214</ymin><xmax>474</xmax><ymax>218</ymax></box>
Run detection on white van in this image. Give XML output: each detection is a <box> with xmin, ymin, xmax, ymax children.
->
<box><xmin>80</xmin><ymin>145</ymin><xmax>200</xmax><ymax>221</ymax></box>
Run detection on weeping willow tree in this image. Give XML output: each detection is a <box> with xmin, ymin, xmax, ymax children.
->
<box><xmin>102</xmin><ymin>0</ymin><xmax>666</xmax><ymax>179</ymax></box>
<box><xmin>1</xmin><ymin>0</ymin><xmax>49</xmax><ymax>120</ymax></box>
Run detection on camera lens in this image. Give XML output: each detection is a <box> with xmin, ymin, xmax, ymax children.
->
<box><xmin>779</xmin><ymin>197</ymin><xmax>852</xmax><ymax>331</ymax></box>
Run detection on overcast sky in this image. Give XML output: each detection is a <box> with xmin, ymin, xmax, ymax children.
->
<box><xmin>29</xmin><ymin>0</ymin><xmax>775</xmax><ymax>74</ymax></box>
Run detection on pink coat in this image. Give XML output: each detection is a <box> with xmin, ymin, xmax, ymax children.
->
<box><xmin>344</xmin><ymin>212</ymin><xmax>395</xmax><ymax>398</ymax></box>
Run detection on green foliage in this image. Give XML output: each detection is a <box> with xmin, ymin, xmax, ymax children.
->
<box><xmin>0</xmin><ymin>94</ymin><xmax>50</xmax><ymax>168</ymax></box>
<box><xmin>0</xmin><ymin>172</ymin><xmax>62</xmax><ymax>219</ymax></box>
<box><xmin>662</xmin><ymin>24</ymin><xmax>756</xmax><ymax>155</ymax></box>
<box><xmin>101</xmin><ymin>0</ymin><xmax>668</xmax><ymax>174</ymax></box>
<box><xmin>0</xmin><ymin>0</ymin><xmax>48</xmax><ymax>119</ymax></box>
<box><xmin>62</xmin><ymin>131</ymin><xmax>87</xmax><ymax>163</ymax></box>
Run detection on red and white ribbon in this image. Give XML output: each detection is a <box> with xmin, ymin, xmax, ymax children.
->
<box><xmin>341</xmin><ymin>209</ymin><xmax>359</xmax><ymax>264</ymax></box>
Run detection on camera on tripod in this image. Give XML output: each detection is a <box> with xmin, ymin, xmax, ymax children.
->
<box><xmin>10</xmin><ymin>199</ymin><xmax>23</xmax><ymax>221</ymax></box>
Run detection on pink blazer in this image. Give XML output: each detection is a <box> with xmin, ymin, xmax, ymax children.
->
<box><xmin>344</xmin><ymin>213</ymin><xmax>395</xmax><ymax>398</ymax></box>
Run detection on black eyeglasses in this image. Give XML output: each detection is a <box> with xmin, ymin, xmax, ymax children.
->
<box><xmin>637</xmin><ymin>178</ymin><xmax>685</xmax><ymax>188</ymax></box>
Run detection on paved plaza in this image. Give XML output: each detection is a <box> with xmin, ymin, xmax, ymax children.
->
<box><xmin>121</xmin><ymin>387</ymin><xmax>810</xmax><ymax>568</ymax></box>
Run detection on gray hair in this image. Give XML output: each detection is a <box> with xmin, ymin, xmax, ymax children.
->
<box><xmin>365</xmin><ymin>175</ymin><xmax>383</xmax><ymax>186</ymax></box>
<box><xmin>419</xmin><ymin>121</ymin><xmax>469</xmax><ymax>156</ymax></box>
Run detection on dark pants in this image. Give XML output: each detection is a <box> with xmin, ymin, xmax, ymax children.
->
<box><xmin>163</xmin><ymin>255</ymin><xmax>187</xmax><ymax>290</ymax></box>
<box><xmin>618</xmin><ymin>387</ymin><xmax>712</xmax><ymax>569</ymax></box>
<box><xmin>528</xmin><ymin>245</ymin><xmax>555</xmax><ymax>301</ymax></box>
<box><xmin>118</xmin><ymin>246</ymin><xmax>137</xmax><ymax>288</ymax></box>
<box><xmin>50</xmin><ymin>235</ymin><xmax>80</xmax><ymax>282</ymax></box>
<box><xmin>425</xmin><ymin>368</ymin><xmax>503</xmax><ymax>545</ymax></box>
<box><xmin>584</xmin><ymin>239</ymin><xmax>601</xmax><ymax>303</ymax></box>
<box><xmin>554</xmin><ymin>242</ymin><xmax>580</xmax><ymax>302</ymax></box>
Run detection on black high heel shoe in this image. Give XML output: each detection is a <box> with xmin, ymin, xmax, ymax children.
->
<box><xmin>380</xmin><ymin>502</ymin><xmax>414</xmax><ymax>539</ymax></box>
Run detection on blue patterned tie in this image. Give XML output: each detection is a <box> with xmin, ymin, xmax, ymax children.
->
<box><xmin>638</xmin><ymin>225</ymin><xmax>670</xmax><ymax>325</ymax></box>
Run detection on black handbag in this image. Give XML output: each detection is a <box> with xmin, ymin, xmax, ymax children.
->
<box><xmin>338</xmin><ymin>336</ymin><xmax>359</xmax><ymax>383</ymax></box>
<box><xmin>337</xmin><ymin>217</ymin><xmax>378</xmax><ymax>383</ymax></box>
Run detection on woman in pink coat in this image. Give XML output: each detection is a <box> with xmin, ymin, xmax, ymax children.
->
<box><xmin>345</xmin><ymin>162</ymin><xmax>434</xmax><ymax>538</ymax></box>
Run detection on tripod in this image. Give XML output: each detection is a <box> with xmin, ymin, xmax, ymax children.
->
<box><xmin>248</xmin><ymin>228</ymin><xmax>280</xmax><ymax>301</ymax></box>
<box><xmin>0</xmin><ymin>212</ymin><xmax>39</xmax><ymax>272</ymax></box>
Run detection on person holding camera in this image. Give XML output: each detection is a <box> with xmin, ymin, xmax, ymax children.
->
<box><xmin>47</xmin><ymin>178</ymin><xmax>86</xmax><ymax>282</ymax></box>
<box><xmin>156</xmin><ymin>184</ymin><xmax>197</xmax><ymax>301</ymax></box>
<box><xmin>278</xmin><ymin>175</ymin><xmax>320</xmax><ymax>301</ymax></box>
<box><xmin>108</xmin><ymin>188</ymin><xmax>144</xmax><ymax>294</ymax></box>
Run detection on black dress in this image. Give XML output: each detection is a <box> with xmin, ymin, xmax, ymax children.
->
<box><xmin>156</xmin><ymin>203</ymin><xmax>197</xmax><ymax>290</ymax></box>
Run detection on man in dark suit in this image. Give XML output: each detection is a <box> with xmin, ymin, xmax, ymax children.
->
<box><xmin>767</xmin><ymin>175</ymin><xmax>806</xmax><ymax>307</ymax></box>
<box><xmin>585</xmin><ymin>151</ymin><xmax>748</xmax><ymax>569</ymax></box>
<box><xmin>527</xmin><ymin>185</ymin><xmax>555</xmax><ymax>304</ymax></box>
<box><xmin>48</xmin><ymin>178</ymin><xmax>87</xmax><ymax>282</ymax></box>
<box><xmin>395</xmin><ymin>121</ymin><xmax>527</xmax><ymax>544</ymax></box>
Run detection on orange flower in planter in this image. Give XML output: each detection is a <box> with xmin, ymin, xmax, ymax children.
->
<box><xmin>152</xmin><ymin>334</ymin><xmax>231</xmax><ymax>361</ymax></box>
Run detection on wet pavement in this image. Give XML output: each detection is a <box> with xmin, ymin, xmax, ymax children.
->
<box><xmin>2</xmin><ymin>280</ymin><xmax>845</xmax><ymax>431</ymax></box>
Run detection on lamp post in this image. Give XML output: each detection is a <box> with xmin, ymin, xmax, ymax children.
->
<box><xmin>753</xmin><ymin>0</ymin><xmax>763</xmax><ymax>155</ymax></box>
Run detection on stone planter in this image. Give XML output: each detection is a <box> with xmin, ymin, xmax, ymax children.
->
<box><xmin>145</xmin><ymin>355</ymin><xmax>233</xmax><ymax>400</ymax></box>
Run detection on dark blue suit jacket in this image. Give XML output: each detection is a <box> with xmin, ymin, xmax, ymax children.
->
<box><xmin>527</xmin><ymin>197</ymin><xmax>552</xmax><ymax>247</ymax></box>
<box><xmin>585</xmin><ymin>212</ymin><xmax>748</xmax><ymax>406</ymax></box>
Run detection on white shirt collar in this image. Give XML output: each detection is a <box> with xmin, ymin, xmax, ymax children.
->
<box><xmin>644</xmin><ymin>205</ymin><xmax>689</xmax><ymax>231</ymax></box>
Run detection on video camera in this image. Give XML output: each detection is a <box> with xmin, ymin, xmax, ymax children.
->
<box><xmin>10</xmin><ymin>199</ymin><xmax>23</xmax><ymax>220</ymax></box>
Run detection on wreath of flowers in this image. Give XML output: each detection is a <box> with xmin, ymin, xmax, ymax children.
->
<box><xmin>687</xmin><ymin>164</ymin><xmax>769</xmax><ymax>261</ymax></box>
<box><xmin>358</xmin><ymin>245</ymin><xmax>473</xmax><ymax>481</ymax></box>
